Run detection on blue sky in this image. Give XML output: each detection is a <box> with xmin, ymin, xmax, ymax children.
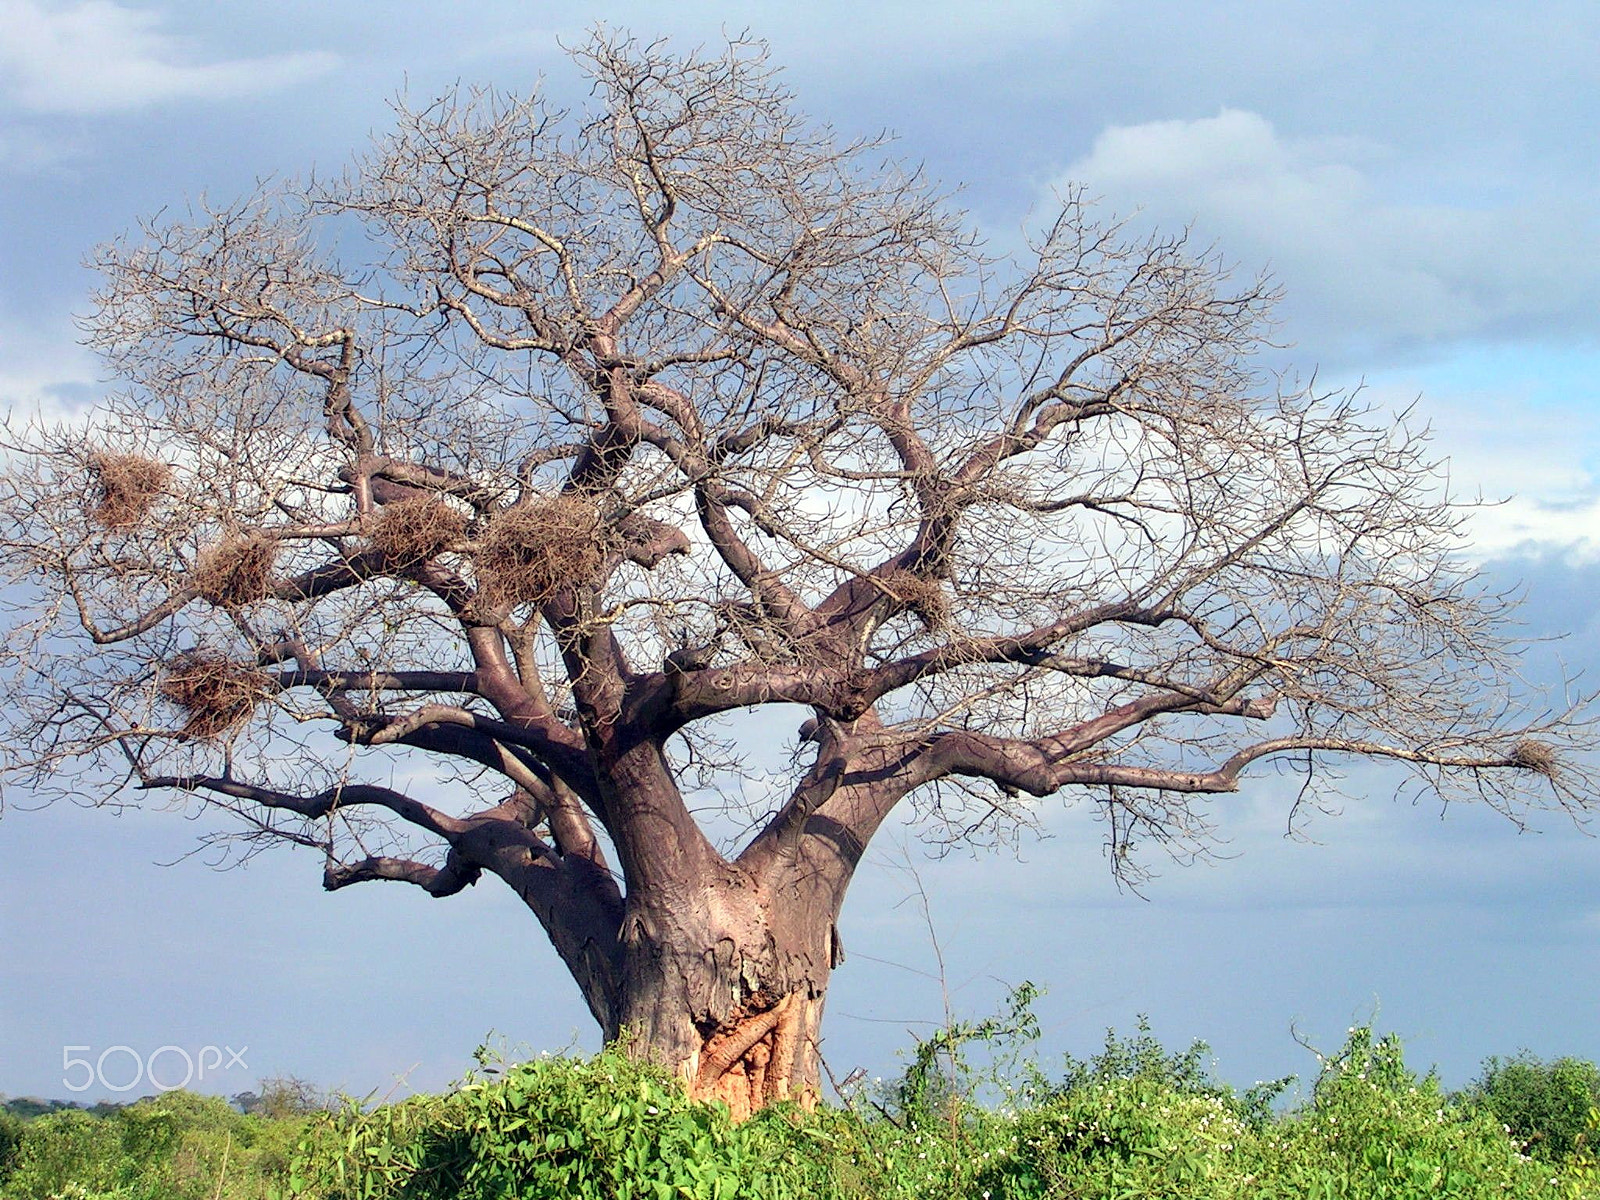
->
<box><xmin>1</xmin><ymin>0</ymin><xmax>1597</xmax><ymax>1104</ymax></box>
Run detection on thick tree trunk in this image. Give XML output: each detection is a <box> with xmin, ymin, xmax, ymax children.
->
<box><xmin>605</xmin><ymin>868</ymin><xmax>840</xmax><ymax>1120</ymax></box>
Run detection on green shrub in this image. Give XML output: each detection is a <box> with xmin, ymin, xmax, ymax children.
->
<box><xmin>0</xmin><ymin>1107</ymin><xmax>25</xmax><ymax>1183</ymax></box>
<box><xmin>0</xmin><ymin>1091</ymin><xmax>308</xmax><ymax>1200</ymax></box>
<box><xmin>974</xmin><ymin>1025</ymin><xmax>1558</xmax><ymax>1200</ymax></box>
<box><xmin>1270</xmin><ymin>1025</ymin><xmax>1552</xmax><ymax>1199</ymax></box>
<box><xmin>3</xmin><ymin>1108</ymin><xmax>129</xmax><ymax>1198</ymax></box>
<box><xmin>1464</xmin><ymin>1051</ymin><xmax>1600</xmax><ymax>1161</ymax></box>
<box><xmin>282</xmin><ymin>1049</ymin><xmax>835</xmax><ymax>1200</ymax></box>
<box><xmin>1560</xmin><ymin>1105</ymin><xmax>1600</xmax><ymax>1199</ymax></box>
<box><xmin>11</xmin><ymin>1025</ymin><xmax>1600</xmax><ymax>1200</ymax></box>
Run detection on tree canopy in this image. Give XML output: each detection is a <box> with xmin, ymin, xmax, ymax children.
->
<box><xmin>0</xmin><ymin>30</ymin><xmax>1590</xmax><ymax>1113</ymax></box>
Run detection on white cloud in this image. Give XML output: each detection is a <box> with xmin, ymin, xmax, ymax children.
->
<box><xmin>0</xmin><ymin>318</ymin><xmax>102</xmax><ymax>427</ymax></box>
<box><xmin>1060</xmin><ymin>109</ymin><xmax>1600</xmax><ymax>362</ymax></box>
<box><xmin>1343</xmin><ymin>378</ymin><xmax>1600</xmax><ymax>564</ymax></box>
<box><xmin>0</xmin><ymin>0</ymin><xmax>339</xmax><ymax>115</ymax></box>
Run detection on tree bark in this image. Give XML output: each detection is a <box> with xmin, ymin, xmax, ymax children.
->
<box><xmin>607</xmin><ymin>864</ymin><xmax>841</xmax><ymax>1120</ymax></box>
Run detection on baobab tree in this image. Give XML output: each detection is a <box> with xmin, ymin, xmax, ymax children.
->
<box><xmin>0</xmin><ymin>32</ymin><xmax>1589</xmax><ymax>1118</ymax></box>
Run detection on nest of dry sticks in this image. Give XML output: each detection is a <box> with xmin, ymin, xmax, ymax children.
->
<box><xmin>193</xmin><ymin>536</ymin><xmax>279</xmax><ymax>606</ymax></box>
<box><xmin>876</xmin><ymin>568</ymin><xmax>951</xmax><ymax>631</ymax></box>
<box><xmin>366</xmin><ymin>495</ymin><xmax>469</xmax><ymax>568</ymax></box>
<box><xmin>87</xmin><ymin>453</ymin><xmax>170</xmax><ymax>529</ymax></box>
<box><xmin>476</xmin><ymin>495</ymin><xmax>614</xmax><ymax>606</ymax></box>
<box><xmin>1510</xmin><ymin>737</ymin><xmax>1560</xmax><ymax>779</ymax></box>
<box><xmin>158</xmin><ymin>652</ymin><xmax>274</xmax><ymax>739</ymax></box>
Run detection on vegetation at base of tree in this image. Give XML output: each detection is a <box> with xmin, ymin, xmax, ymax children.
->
<box><xmin>4</xmin><ymin>1015</ymin><xmax>1600</xmax><ymax>1199</ymax></box>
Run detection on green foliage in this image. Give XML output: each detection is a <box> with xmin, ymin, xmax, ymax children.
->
<box><xmin>1559</xmin><ymin>1106</ymin><xmax>1600</xmax><ymax>1200</ymax></box>
<box><xmin>1055</xmin><ymin>1014</ymin><xmax>1295</xmax><ymax>1127</ymax></box>
<box><xmin>974</xmin><ymin>1024</ymin><xmax>1561</xmax><ymax>1200</ymax></box>
<box><xmin>9</xmin><ymin>1018</ymin><xmax>1600</xmax><ymax>1200</ymax></box>
<box><xmin>0</xmin><ymin>1090</ymin><xmax>310</xmax><ymax>1200</ymax></box>
<box><xmin>279</xmin><ymin>1048</ymin><xmax>832</xmax><ymax>1200</ymax></box>
<box><xmin>0</xmin><ymin>1108</ymin><xmax>25</xmax><ymax>1182</ymax></box>
<box><xmin>889</xmin><ymin>981</ymin><xmax>1044</xmax><ymax>1124</ymax></box>
<box><xmin>1464</xmin><ymin>1051</ymin><xmax>1600</xmax><ymax>1160</ymax></box>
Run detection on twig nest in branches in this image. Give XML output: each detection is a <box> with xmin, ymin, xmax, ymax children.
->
<box><xmin>476</xmin><ymin>495</ymin><xmax>614</xmax><ymax>606</ymax></box>
<box><xmin>194</xmin><ymin>536</ymin><xmax>279</xmax><ymax>606</ymax></box>
<box><xmin>366</xmin><ymin>495</ymin><xmax>469</xmax><ymax>568</ymax></box>
<box><xmin>876</xmin><ymin>568</ymin><xmax>950</xmax><ymax>631</ymax></box>
<box><xmin>1510</xmin><ymin>737</ymin><xmax>1560</xmax><ymax>778</ymax></box>
<box><xmin>158</xmin><ymin>652</ymin><xmax>273</xmax><ymax>739</ymax></box>
<box><xmin>87</xmin><ymin>452</ymin><xmax>170</xmax><ymax>529</ymax></box>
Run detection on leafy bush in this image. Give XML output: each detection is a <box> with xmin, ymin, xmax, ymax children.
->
<box><xmin>282</xmin><ymin>1049</ymin><xmax>834</xmax><ymax>1200</ymax></box>
<box><xmin>3</xmin><ymin>1109</ymin><xmax>129</xmax><ymax>1198</ymax></box>
<box><xmin>0</xmin><ymin>1107</ymin><xmax>25</xmax><ymax>1182</ymax></box>
<box><xmin>1561</xmin><ymin>1105</ymin><xmax>1600</xmax><ymax>1199</ymax></box>
<box><xmin>1</xmin><ymin>1091</ymin><xmax>309</xmax><ymax>1200</ymax></box>
<box><xmin>974</xmin><ymin>1025</ymin><xmax>1561</xmax><ymax>1200</ymax></box>
<box><xmin>1464</xmin><ymin>1051</ymin><xmax>1600</xmax><ymax>1160</ymax></box>
<box><xmin>10</xmin><ymin>1022</ymin><xmax>1600</xmax><ymax>1200</ymax></box>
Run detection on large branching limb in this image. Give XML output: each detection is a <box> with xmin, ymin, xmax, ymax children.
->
<box><xmin>856</xmin><ymin>602</ymin><xmax>1176</xmax><ymax>703</ymax></box>
<box><xmin>271</xmin><ymin>669</ymin><xmax>479</xmax><ymax>694</ymax></box>
<box><xmin>323</xmin><ymin>851</ymin><xmax>481</xmax><ymax>896</ymax></box>
<box><xmin>742</xmin><ymin>675</ymin><xmax>1276</xmax><ymax>868</ymax></box>
<box><xmin>566</xmin><ymin>367</ymin><xmax>650</xmax><ymax>493</ymax></box>
<box><xmin>259</xmin><ymin>629</ymin><xmax>580</xmax><ymax>800</ymax></box>
<box><xmin>363</xmin><ymin>457</ymin><xmax>499</xmax><ymax>511</ymax></box>
<box><xmin>623</xmin><ymin>410</ymin><xmax>817</xmax><ymax>640</ymax></box>
<box><xmin>529</xmin><ymin>775</ymin><xmax>614</xmax><ymax>878</ymax></box>
<box><xmin>920</xmin><ymin>727</ymin><xmax>1262</xmax><ymax>799</ymax></box>
<box><xmin>255</xmin><ymin>632</ymin><xmax>364</xmax><ymax>727</ymax></box>
<box><xmin>738</xmin><ymin>726</ymin><xmax>929</xmax><ymax>880</ymax></box>
<box><xmin>664</xmin><ymin>662</ymin><xmax>842</xmax><ymax>729</ymax></box>
<box><xmin>137</xmin><ymin>775</ymin><xmax>468</xmax><ymax>840</ymax></box>
<box><xmin>693</xmin><ymin>485</ymin><xmax>813</xmax><ymax>631</ymax></box>
<box><xmin>350</xmin><ymin>703</ymin><xmax>529</xmax><ymax>749</ymax></box>
<box><xmin>338</xmin><ymin>707</ymin><xmax>601</xmax><ymax>816</ymax></box>
<box><xmin>461</xmin><ymin>813</ymin><xmax>626</xmax><ymax>1027</ymax></box>
<box><xmin>480</xmin><ymin>738</ymin><xmax>611</xmax><ymax>873</ymax></box>
<box><xmin>757</xmin><ymin>718</ymin><xmax>848</xmax><ymax>859</ymax></box>
<box><xmin>270</xmin><ymin>550</ymin><xmax>383</xmax><ymax>604</ymax></box>
<box><xmin>924</xmin><ymin>727</ymin><xmax>1590</xmax><ymax>807</ymax></box>
<box><xmin>386</xmin><ymin>580</ymin><xmax>586</xmax><ymax>768</ymax></box>
<box><xmin>622</xmin><ymin>386</ymin><xmax>797</xmax><ymax>601</ymax></box>
<box><xmin>662</xmin><ymin>602</ymin><xmax>1178</xmax><ymax>727</ymax></box>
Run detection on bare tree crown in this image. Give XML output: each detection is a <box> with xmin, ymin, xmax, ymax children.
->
<box><xmin>0</xmin><ymin>31</ymin><xmax>1589</xmax><ymax>900</ymax></box>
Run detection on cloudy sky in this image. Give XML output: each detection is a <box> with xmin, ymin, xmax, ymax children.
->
<box><xmin>1</xmin><ymin>0</ymin><xmax>1597</xmax><ymax>1104</ymax></box>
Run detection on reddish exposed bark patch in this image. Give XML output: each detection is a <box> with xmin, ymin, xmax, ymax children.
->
<box><xmin>691</xmin><ymin>991</ymin><xmax>818</xmax><ymax>1121</ymax></box>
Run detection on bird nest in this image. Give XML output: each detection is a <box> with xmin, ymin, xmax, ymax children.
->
<box><xmin>875</xmin><ymin>568</ymin><xmax>950</xmax><ymax>631</ymax></box>
<box><xmin>1510</xmin><ymin>737</ymin><xmax>1560</xmax><ymax>779</ymax></box>
<box><xmin>158</xmin><ymin>653</ymin><xmax>274</xmax><ymax>739</ymax></box>
<box><xmin>88</xmin><ymin>453</ymin><xmax>170</xmax><ymax>529</ymax></box>
<box><xmin>194</xmin><ymin>536</ymin><xmax>279</xmax><ymax>606</ymax></box>
<box><xmin>476</xmin><ymin>495</ymin><xmax>614</xmax><ymax>607</ymax></box>
<box><xmin>366</xmin><ymin>495</ymin><xmax>469</xmax><ymax>568</ymax></box>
